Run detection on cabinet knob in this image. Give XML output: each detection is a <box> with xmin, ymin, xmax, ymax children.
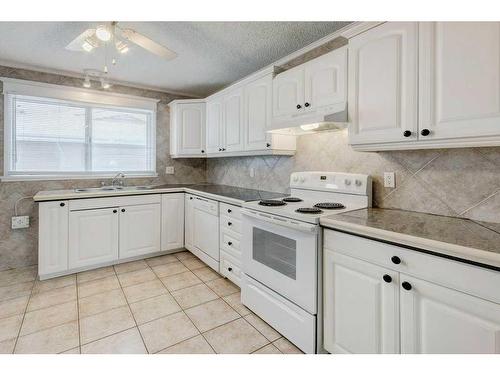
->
<box><xmin>266</xmin><ymin>143</ymin><xmax>271</xmax><ymax>148</ymax></box>
<box><xmin>228</xmin><ymin>267</ymin><xmax>233</xmax><ymax>272</ymax></box>
<box><xmin>218</xmin><ymin>148</ymin><xmax>222</xmax><ymax>151</ymax></box>
<box><xmin>296</xmin><ymin>104</ymin><xmax>302</xmax><ymax>109</ymax></box>
<box><xmin>391</xmin><ymin>256</ymin><xmax>401</xmax><ymax>265</ymax></box>
<box><xmin>121</xmin><ymin>208</ymin><xmax>126</xmax><ymax>213</ymax></box>
<box><xmin>201</xmin><ymin>150</ymin><xmax>205</xmax><ymax>153</ymax></box>
<box><xmin>304</xmin><ymin>102</ymin><xmax>310</xmax><ymax>107</ymax></box>
<box><xmin>403</xmin><ymin>130</ymin><xmax>412</xmax><ymax>137</ymax></box>
<box><xmin>113</xmin><ymin>209</ymin><xmax>117</xmax><ymax>213</ymax></box>
<box><xmin>420</xmin><ymin>128</ymin><xmax>430</xmax><ymax>136</ymax></box>
<box><xmin>59</xmin><ymin>202</ymin><xmax>65</xmax><ymax>207</ymax></box>
<box><xmin>402</xmin><ymin>281</ymin><xmax>412</xmax><ymax>291</ymax></box>
<box><xmin>228</xmin><ymin>222</ymin><xmax>232</xmax><ymax>226</ymax></box>
<box><xmin>383</xmin><ymin>274</ymin><xmax>392</xmax><ymax>283</ymax></box>
<box><xmin>227</xmin><ymin>209</ymin><xmax>232</xmax><ymax>213</ymax></box>
<box><xmin>228</xmin><ymin>241</ymin><xmax>232</xmax><ymax>246</ymax></box>
<box><xmin>222</xmin><ymin>148</ymin><xmax>226</xmax><ymax>151</ymax></box>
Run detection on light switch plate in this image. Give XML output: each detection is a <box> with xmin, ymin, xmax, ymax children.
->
<box><xmin>12</xmin><ymin>216</ymin><xmax>30</xmax><ymax>229</ymax></box>
<box><xmin>384</xmin><ymin>172</ymin><xmax>395</xmax><ymax>188</ymax></box>
<box><xmin>165</xmin><ymin>166</ymin><xmax>175</xmax><ymax>174</ymax></box>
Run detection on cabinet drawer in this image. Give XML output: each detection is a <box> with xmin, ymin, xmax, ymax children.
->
<box><xmin>69</xmin><ymin>194</ymin><xmax>161</xmax><ymax>211</ymax></box>
<box><xmin>220</xmin><ymin>229</ymin><xmax>241</xmax><ymax>259</ymax></box>
<box><xmin>324</xmin><ymin>229</ymin><xmax>500</xmax><ymax>304</ymax></box>
<box><xmin>220</xmin><ymin>203</ymin><xmax>241</xmax><ymax>220</ymax></box>
<box><xmin>220</xmin><ymin>251</ymin><xmax>241</xmax><ymax>287</ymax></box>
<box><xmin>220</xmin><ymin>215</ymin><xmax>241</xmax><ymax>234</ymax></box>
<box><xmin>193</xmin><ymin>195</ymin><xmax>218</xmax><ymax>215</ymax></box>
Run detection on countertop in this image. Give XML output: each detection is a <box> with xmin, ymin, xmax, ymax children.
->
<box><xmin>320</xmin><ymin>208</ymin><xmax>500</xmax><ymax>270</ymax></box>
<box><xmin>33</xmin><ymin>183</ymin><xmax>285</xmax><ymax>206</ymax></box>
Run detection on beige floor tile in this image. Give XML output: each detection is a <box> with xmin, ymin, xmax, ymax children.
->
<box><xmin>174</xmin><ymin>251</ymin><xmax>196</xmax><ymax>261</ymax></box>
<box><xmin>79</xmin><ymin>289</ymin><xmax>127</xmax><ymax>318</ymax></box>
<box><xmin>145</xmin><ymin>254</ymin><xmax>179</xmax><ymax>267</ymax></box>
<box><xmin>81</xmin><ymin>327</ymin><xmax>147</xmax><ymax>354</ymax></box>
<box><xmin>244</xmin><ymin>313</ymin><xmax>281</xmax><ymax>342</ymax></box>
<box><xmin>27</xmin><ymin>284</ymin><xmax>77</xmax><ymax>312</ymax></box>
<box><xmin>78</xmin><ymin>275</ymin><xmax>120</xmax><ymax>298</ymax></box>
<box><xmin>0</xmin><ymin>281</ymin><xmax>33</xmax><ymax>302</ymax></box>
<box><xmin>77</xmin><ymin>266</ymin><xmax>115</xmax><ymax>284</ymax></box>
<box><xmin>203</xmin><ymin>318</ymin><xmax>269</xmax><ymax>354</ymax></box>
<box><xmin>0</xmin><ymin>266</ymin><xmax>37</xmax><ymax>287</ymax></box>
<box><xmin>129</xmin><ymin>294</ymin><xmax>181</xmax><ymax>325</ymax></box>
<box><xmin>117</xmin><ymin>268</ymin><xmax>157</xmax><ymax>287</ymax></box>
<box><xmin>139</xmin><ymin>311</ymin><xmax>199</xmax><ymax>353</ymax></box>
<box><xmin>253</xmin><ymin>343</ymin><xmax>282</xmax><ymax>354</ymax></box>
<box><xmin>223</xmin><ymin>292</ymin><xmax>251</xmax><ymax>316</ymax></box>
<box><xmin>123</xmin><ymin>279</ymin><xmax>168</xmax><ymax>303</ymax></box>
<box><xmin>0</xmin><ymin>338</ymin><xmax>16</xmax><ymax>354</ymax></box>
<box><xmin>20</xmin><ymin>301</ymin><xmax>77</xmax><ymax>336</ymax></box>
<box><xmin>192</xmin><ymin>266</ymin><xmax>221</xmax><ymax>282</ymax></box>
<box><xmin>114</xmin><ymin>260</ymin><xmax>148</xmax><ymax>275</ymax></box>
<box><xmin>0</xmin><ymin>314</ymin><xmax>23</xmax><ymax>342</ymax></box>
<box><xmin>79</xmin><ymin>306</ymin><xmax>136</xmax><ymax>344</ymax></box>
<box><xmin>206</xmin><ymin>278</ymin><xmax>239</xmax><ymax>297</ymax></box>
<box><xmin>273</xmin><ymin>337</ymin><xmax>303</xmax><ymax>354</ymax></box>
<box><xmin>151</xmin><ymin>262</ymin><xmax>189</xmax><ymax>278</ymax></box>
<box><xmin>158</xmin><ymin>335</ymin><xmax>215</xmax><ymax>354</ymax></box>
<box><xmin>61</xmin><ymin>347</ymin><xmax>80</xmax><ymax>354</ymax></box>
<box><xmin>33</xmin><ymin>275</ymin><xmax>76</xmax><ymax>294</ymax></box>
<box><xmin>0</xmin><ymin>295</ymin><xmax>29</xmax><ymax>319</ymax></box>
<box><xmin>15</xmin><ymin>321</ymin><xmax>79</xmax><ymax>354</ymax></box>
<box><xmin>180</xmin><ymin>257</ymin><xmax>206</xmax><ymax>271</ymax></box>
<box><xmin>185</xmin><ymin>299</ymin><xmax>240</xmax><ymax>332</ymax></box>
<box><xmin>160</xmin><ymin>271</ymin><xmax>202</xmax><ymax>292</ymax></box>
<box><xmin>171</xmin><ymin>283</ymin><xmax>218</xmax><ymax>309</ymax></box>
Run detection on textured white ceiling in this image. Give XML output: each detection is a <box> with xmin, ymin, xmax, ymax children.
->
<box><xmin>0</xmin><ymin>22</ymin><xmax>350</xmax><ymax>96</ymax></box>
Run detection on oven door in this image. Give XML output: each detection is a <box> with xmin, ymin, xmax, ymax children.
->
<box><xmin>241</xmin><ymin>209</ymin><xmax>318</xmax><ymax>314</ymax></box>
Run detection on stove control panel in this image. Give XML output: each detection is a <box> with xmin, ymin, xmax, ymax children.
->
<box><xmin>290</xmin><ymin>171</ymin><xmax>372</xmax><ymax>196</ymax></box>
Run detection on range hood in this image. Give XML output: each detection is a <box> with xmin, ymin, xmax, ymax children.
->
<box><xmin>267</xmin><ymin>103</ymin><xmax>348</xmax><ymax>136</ymax></box>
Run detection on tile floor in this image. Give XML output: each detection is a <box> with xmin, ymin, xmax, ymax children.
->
<box><xmin>0</xmin><ymin>251</ymin><xmax>303</xmax><ymax>354</ymax></box>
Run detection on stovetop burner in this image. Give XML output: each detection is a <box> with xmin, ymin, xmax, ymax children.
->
<box><xmin>295</xmin><ymin>207</ymin><xmax>323</xmax><ymax>214</ymax></box>
<box><xmin>282</xmin><ymin>197</ymin><xmax>303</xmax><ymax>203</ymax></box>
<box><xmin>314</xmin><ymin>202</ymin><xmax>346</xmax><ymax>210</ymax></box>
<box><xmin>259</xmin><ymin>199</ymin><xmax>287</xmax><ymax>207</ymax></box>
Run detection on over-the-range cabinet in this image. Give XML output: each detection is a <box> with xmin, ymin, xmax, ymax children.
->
<box><xmin>323</xmin><ymin>229</ymin><xmax>500</xmax><ymax>354</ymax></box>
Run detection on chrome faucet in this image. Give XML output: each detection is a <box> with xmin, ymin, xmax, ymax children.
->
<box><xmin>111</xmin><ymin>172</ymin><xmax>126</xmax><ymax>187</ymax></box>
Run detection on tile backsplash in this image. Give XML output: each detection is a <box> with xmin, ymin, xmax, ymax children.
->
<box><xmin>207</xmin><ymin>129</ymin><xmax>500</xmax><ymax>223</ymax></box>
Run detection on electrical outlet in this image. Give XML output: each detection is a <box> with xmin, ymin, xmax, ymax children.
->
<box><xmin>165</xmin><ymin>166</ymin><xmax>175</xmax><ymax>174</ymax></box>
<box><xmin>384</xmin><ymin>172</ymin><xmax>396</xmax><ymax>188</ymax></box>
<box><xmin>12</xmin><ymin>216</ymin><xmax>30</xmax><ymax>229</ymax></box>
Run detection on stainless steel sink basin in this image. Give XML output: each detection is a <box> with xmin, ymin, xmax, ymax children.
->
<box><xmin>74</xmin><ymin>186</ymin><xmax>155</xmax><ymax>193</ymax></box>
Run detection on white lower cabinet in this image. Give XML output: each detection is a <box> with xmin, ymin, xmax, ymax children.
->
<box><xmin>161</xmin><ymin>193</ymin><xmax>185</xmax><ymax>251</ymax></box>
<box><xmin>219</xmin><ymin>202</ymin><xmax>242</xmax><ymax>286</ymax></box>
<box><xmin>323</xmin><ymin>229</ymin><xmax>500</xmax><ymax>354</ymax></box>
<box><xmin>69</xmin><ymin>207</ymin><xmax>119</xmax><ymax>269</ymax></box>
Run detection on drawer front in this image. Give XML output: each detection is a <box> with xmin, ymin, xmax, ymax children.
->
<box><xmin>220</xmin><ymin>203</ymin><xmax>241</xmax><ymax>220</ymax></box>
<box><xmin>220</xmin><ymin>215</ymin><xmax>241</xmax><ymax>234</ymax></box>
<box><xmin>193</xmin><ymin>195</ymin><xmax>219</xmax><ymax>215</ymax></box>
<box><xmin>324</xmin><ymin>229</ymin><xmax>500</xmax><ymax>304</ymax></box>
<box><xmin>220</xmin><ymin>251</ymin><xmax>241</xmax><ymax>287</ymax></box>
<box><xmin>220</xmin><ymin>229</ymin><xmax>241</xmax><ymax>251</ymax></box>
<box><xmin>69</xmin><ymin>194</ymin><xmax>161</xmax><ymax>211</ymax></box>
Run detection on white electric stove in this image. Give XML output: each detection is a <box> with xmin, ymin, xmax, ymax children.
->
<box><xmin>240</xmin><ymin>171</ymin><xmax>372</xmax><ymax>353</ymax></box>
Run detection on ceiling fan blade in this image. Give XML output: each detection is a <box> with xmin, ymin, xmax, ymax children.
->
<box><xmin>65</xmin><ymin>29</ymin><xmax>96</xmax><ymax>51</ymax></box>
<box><xmin>120</xmin><ymin>28</ymin><xmax>177</xmax><ymax>60</ymax></box>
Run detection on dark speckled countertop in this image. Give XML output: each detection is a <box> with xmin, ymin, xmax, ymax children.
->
<box><xmin>320</xmin><ymin>208</ymin><xmax>500</xmax><ymax>270</ymax></box>
<box><xmin>182</xmin><ymin>184</ymin><xmax>285</xmax><ymax>202</ymax></box>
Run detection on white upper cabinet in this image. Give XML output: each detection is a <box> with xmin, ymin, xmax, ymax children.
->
<box><xmin>206</xmin><ymin>97</ymin><xmax>223</xmax><ymax>154</ymax></box>
<box><xmin>419</xmin><ymin>22</ymin><xmax>500</xmax><ymax>142</ymax></box>
<box><xmin>223</xmin><ymin>88</ymin><xmax>244</xmax><ymax>152</ymax></box>
<box><xmin>243</xmin><ymin>74</ymin><xmax>272</xmax><ymax>151</ymax></box>
<box><xmin>169</xmin><ymin>100</ymin><xmax>206</xmax><ymax>157</ymax></box>
<box><xmin>348</xmin><ymin>22</ymin><xmax>418</xmax><ymax>146</ymax></box>
<box><xmin>272</xmin><ymin>67</ymin><xmax>305</xmax><ymax>119</ymax></box>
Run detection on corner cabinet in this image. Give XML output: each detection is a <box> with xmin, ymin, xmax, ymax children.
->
<box><xmin>349</xmin><ymin>22</ymin><xmax>500</xmax><ymax>150</ymax></box>
<box><xmin>169</xmin><ymin>100</ymin><xmax>206</xmax><ymax>158</ymax></box>
<box><xmin>323</xmin><ymin>229</ymin><xmax>500</xmax><ymax>354</ymax></box>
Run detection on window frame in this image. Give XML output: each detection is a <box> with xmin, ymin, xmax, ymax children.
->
<box><xmin>2</xmin><ymin>78</ymin><xmax>158</xmax><ymax>181</ymax></box>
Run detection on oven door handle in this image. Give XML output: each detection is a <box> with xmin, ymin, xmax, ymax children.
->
<box><xmin>241</xmin><ymin>209</ymin><xmax>318</xmax><ymax>233</ymax></box>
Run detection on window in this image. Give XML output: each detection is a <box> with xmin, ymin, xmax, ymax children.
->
<box><xmin>2</xmin><ymin>78</ymin><xmax>157</xmax><ymax>180</ymax></box>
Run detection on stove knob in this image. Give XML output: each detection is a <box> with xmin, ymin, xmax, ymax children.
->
<box><xmin>344</xmin><ymin>179</ymin><xmax>352</xmax><ymax>186</ymax></box>
<box><xmin>355</xmin><ymin>179</ymin><xmax>362</xmax><ymax>187</ymax></box>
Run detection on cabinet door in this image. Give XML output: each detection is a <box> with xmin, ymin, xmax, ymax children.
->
<box><xmin>419</xmin><ymin>22</ymin><xmax>500</xmax><ymax>141</ymax></box>
<box><xmin>348</xmin><ymin>22</ymin><xmax>418</xmax><ymax>145</ymax></box>
<box><xmin>206</xmin><ymin>98</ymin><xmax>223</xmax><ymax>154</ymax></box>
<box><xmin>177</xmin><ymin>103</ymin><xmax>206</xmax><ymax>155</ymax></box>
<box><xmin>119</xmin><ymin>204</ymin><xmax>161</xmax><ymax>259</ymax></box>
<box><xmin>304</xmin><ymin>47</ymin><xmax>347</xmax><ymax>111</ymax></box>
<box><xmin>69</xmin><ymin>208</ymin><xmax>119</xmax><ymax>269</ymax></box>
<box><xmin>244</xmin><ymin>74</ymin><xmax>272</xmax><ymax>151</ymax></box>
<box><xmin>400</xmin><ymin>274</ymin><xmax>500</xmax><ymax>354</ymax></box>
<box><xmin>272</xmin><ymin>66</ymin><xmax>305</xmax><ymax>118</ymax></box>
<box><xmin>161</xmin><ymin>193</ymin><xmax>185</xmax><ymax>251</ymax></box>
<box><xmin>323</xmin><ymin>250</ymin><xmax>400</xmax><ymax>354</ymax></box>
<box><xmin>193</xmin><ymin>200</ymin><xmax>219</xmax><ymax>261</ymax></box>
<box><xmin>38</xmin><ymin>201</ymin><xmax>69</xmax><ymax>276</ymax></box>
<box><xmin>224</xmin><ymin>88</ymin><xmax>244</xmax><ymax>152</ymax></box>
<box><xmin>184</xmin><ymin>194</ymin><xmax>195</xmax><ymax>251</ymax></box>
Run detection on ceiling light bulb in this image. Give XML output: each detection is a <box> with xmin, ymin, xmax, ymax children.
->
<box><xmin>82</xmin><ymin>41</ymin><xmax>94</xmax><ymax>52</ymax></box>
<box><xmin>83</xmin><ymin>77</ymin><xmax>91</xmax><ymax>88</ymax></box>
<box><xmin>116</xmin><ymin>40</ymin><xmax>129</xmax><ymax>54</ymax></box>
<box><xmin>95</xmin><ymin>25</ymin><xmax>111</xmax><ymax>42</ymax></box>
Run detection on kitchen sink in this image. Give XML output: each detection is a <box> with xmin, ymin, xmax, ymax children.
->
<box><xmin>74</xmin><ymin>186</ymin><xmax>155</xmax><ymax>193</ymax></box>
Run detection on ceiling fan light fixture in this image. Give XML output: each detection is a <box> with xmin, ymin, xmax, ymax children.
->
<box><xmin>96</xmin><ymin>25</ymin><xmax>112</xmax><ymax>42</ymax></box>
<box><xmin>82</xmin><ymin>40</ymin><xmax>95</xmax><ymax>52</ymax></box>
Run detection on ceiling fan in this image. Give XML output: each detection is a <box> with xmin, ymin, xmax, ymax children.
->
<box><xmin>65</xmin><ymin>22</ymin><xmax>177</xmax><ymax>60</ymax></box>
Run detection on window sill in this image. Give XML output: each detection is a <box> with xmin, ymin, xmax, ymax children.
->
<box><xmin>0</xmin><ymin>173</ymin><xmax>159</xmax><ymax>182</ymax></box>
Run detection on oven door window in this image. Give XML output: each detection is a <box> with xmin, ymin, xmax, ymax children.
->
<box><xmin>252</xmin><ymin>227</ymin><xmax>296</xmax><ymax>280</ymax></box>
